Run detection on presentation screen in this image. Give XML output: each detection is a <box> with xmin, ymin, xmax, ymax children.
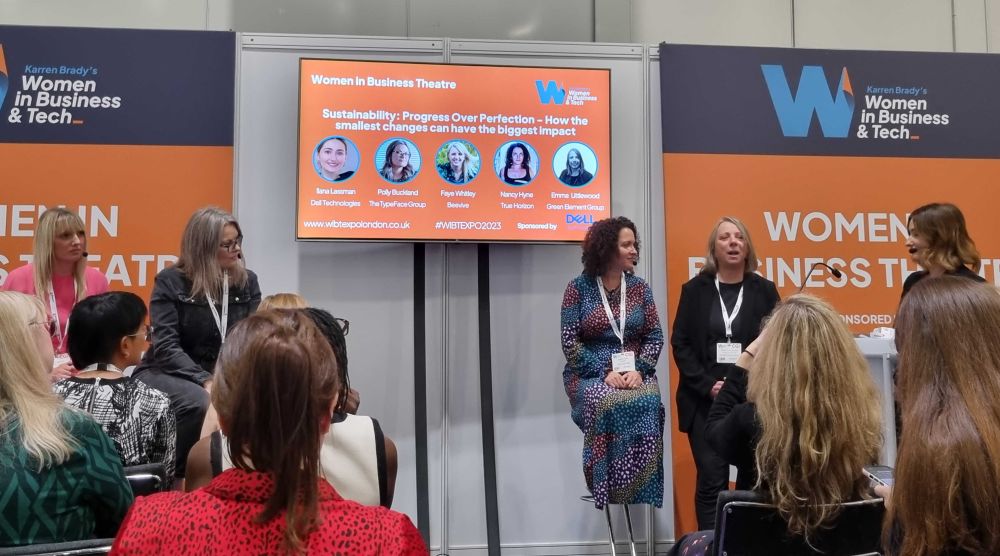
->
<box><xmin>296</xmin><ymin>59</ymin><xmax>611</xmax><ymax>242</ymax></box>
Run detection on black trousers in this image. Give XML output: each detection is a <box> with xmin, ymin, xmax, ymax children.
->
<box><xmin>134</xmin><ymin>369</ymin><xmax>209</xmax><ymax>479</ymax></box>
<box><xmin>686</xmin><ymin>405</ymin><xmax>730</xmax><ymax>530</ymax></box>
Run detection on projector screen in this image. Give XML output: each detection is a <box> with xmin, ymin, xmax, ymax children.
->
<box><xmin>296</xmin><ymin>59</ymin><xmax>611</xmax><ymax>242</ymax></box>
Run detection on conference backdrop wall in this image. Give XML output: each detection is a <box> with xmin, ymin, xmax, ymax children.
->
<box><xmin>234</xmin><ymin>34</ymin><xmax>671</xmax><ymax>554</ymax></box>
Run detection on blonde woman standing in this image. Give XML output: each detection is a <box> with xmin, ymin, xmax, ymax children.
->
<box><xmin>0</xmin><ymin>291</ymin><xmax>132</xmax><ymax>548</ymax></box>
<box><xmin>2</xmin><ymin>208</ymin><xmax>109</xmax><ymax>380</ymax></box>
<box><xmin>133</xmin><ymin>207</ymin><xmax>261</xmax><ymax>484</ymax></box>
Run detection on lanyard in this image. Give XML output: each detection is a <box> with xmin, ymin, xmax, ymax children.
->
<box><xmin>205</xmin><ymin>273</ymin><xmax>230</xmax><ymax>343</ymax></box>
<box><xmin>47</xmin><ymin>281</ymin><xmax>78</xmax><ymax>353</ymax></box>
<box><xmin>714</xmin><ymin>276</ymin><xmax>744</xmax><ymax>340</ymax></box>
<box><xmin>596</xmin><ymin>273</ymin><xmax>627</xmax><ymax>347</ymax></box>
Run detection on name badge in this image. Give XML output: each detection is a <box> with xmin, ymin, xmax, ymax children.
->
<box><xmin>716</xmin><ymin>342</ymin><xmax>742</xmax><ymax>364</ymax></box>
<box><xmin>612</xmin><ymin>351</ymin><xmax>637</xmax><ymax>373</ymax></box>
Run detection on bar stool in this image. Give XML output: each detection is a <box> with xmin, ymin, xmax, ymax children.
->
<box><xmin>581</xmin><ymin>494</ymin><xmax>637</xmax><ymax>556</ymax></box>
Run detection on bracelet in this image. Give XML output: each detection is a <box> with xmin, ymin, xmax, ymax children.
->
<box><xmin>743</xmin><ymin>348</ymin><xmax>756</xmax><ymax>358</ymax></box>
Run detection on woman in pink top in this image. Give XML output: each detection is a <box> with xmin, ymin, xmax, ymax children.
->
<box><xmin>2</xmin><ymin>208</ymin><xmax>109</xmax><ymax>381</ymax></box>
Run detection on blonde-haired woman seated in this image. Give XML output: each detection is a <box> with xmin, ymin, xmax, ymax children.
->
<box><xmin>669</xmin><ymin>294</ymin><xmax>882</xmax><ymax>555</ymax></box>
<box><xmin>0</xmin><ymin>291</ymin><xmax>132</xmax><ymax>548</ymax></box>
<box><xmin>881</xmin><ymin>277</ymin><xmax>1000</xmax><ymax>556</ymax></box>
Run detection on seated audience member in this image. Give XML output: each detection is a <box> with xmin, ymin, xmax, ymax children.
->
<box><xmin>112</xmin><ymin>311</ymin><xmax>425</xmax><ymax>554</ymax></box>
<box><xmin>53</xmin><ymin>291</ymin><xmax>176</xmax><ymax>478</ymax></box>
<box><xmin>879</xmin><ymin>277</ymin><xmax>1000</xmax><ymax>556</ymax></box>
<box><xmin>670</xmin><ymin>294</ymin><xmax>882</xmax><ymax>555</ymax></box>
<box><xmin>258</xmin><ymin>292</ymin><xmax>308</xmax><ymax>311</ymax></box>
<box><xmin>0</xmin><ymin>291</ymin><xmax>133</xmax><ymax>547</ymax></box>
<box><xmin>187</xmin><ymin>308</ymin><xmax>396</xmax><ymax>508</ymax></box>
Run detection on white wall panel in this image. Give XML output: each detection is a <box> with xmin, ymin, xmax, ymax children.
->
<box><xmin>409</xmin><ymin>0</ymin><xmax>594</xmax><ymax>42</ymax></box>
<box><xmin>631</xmin><ymin>0</ymin><xmax>793</xmax><ymax>47</ymax></box>
<box><xmin>0</xmin><ymin>0</ymin><xmax>209</xmax><ymax>29</ymax></box>
<box><xmin>793</xmin><ymin>0</ymin><xmax>954</xmax><ymax>51</ymax></box>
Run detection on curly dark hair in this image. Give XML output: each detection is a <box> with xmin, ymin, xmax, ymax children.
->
<box><xmin>581</xmin><ymin>216</ymin><xmax>639</xmax><ymax>276</ymax></box>
<box><xmin>303</xmin><ymin>307</ymin><xmax>351</xmax><ymax>414</ymax></box>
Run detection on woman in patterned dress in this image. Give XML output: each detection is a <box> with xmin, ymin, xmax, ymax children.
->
<box><xmin>561</xmin><ymin>216</ymin><xmax>665</xmax><ymax>508</ymax></box>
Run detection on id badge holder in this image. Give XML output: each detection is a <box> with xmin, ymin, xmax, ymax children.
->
<box><xmin>612</xmin><ymin>351</ymin><xmax>637</xmax><ymax>374</ymax></box>
<box><xmin>716</xmin><ymin>341</ymin><xmax>742</xmax><ymax>364</ymax></box>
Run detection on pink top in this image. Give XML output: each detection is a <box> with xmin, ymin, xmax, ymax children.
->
<box><xmin>2</xmin><ymin>263</ymin><xmax>110</xmax><ymax>351</ymax></box>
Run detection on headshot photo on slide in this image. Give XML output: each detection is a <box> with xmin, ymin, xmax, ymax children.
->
<box><xmin>494</xmin><ymin>141</ymin><xmax>538</xmax><ymax>186</ymax></box>
<box><xmin>436</xmin><ymin>139</ymin><xmax>480</xmax><ymax>185</ymax></box>
<box><xmin>376</xmin><ymin>138</ymin><xmax>421</xmax><ymax>184</ymax></box>
<box><xmin>553</xmin><ymin>142</ymin><xmax>597</xmax><ymax>187</ymax></box>
<box><xmin>313</xmin><ymin>135</ymin><xmax>359</xmax><ymax>183</ymax></box>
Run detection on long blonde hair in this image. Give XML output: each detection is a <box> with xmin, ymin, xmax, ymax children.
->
<box><xmin>748</xmin><ymin>294</ymin><xmax>881</xmax><ymax>540</ymax></box>
<box><xmin>0</xmin><ymin>291</ymin><xmax>77</xmax><ymax>469</ymax></box>
<box><xmin>890</xmin><ymin>277</ymin><xmax>1000</xmax><ymax>556</ymax></box>
<box><xmin>175</xmin><ymin>207</ymin><xmax>248</xmax><ymax>300</ymax></box>
<box><xmin>32</xmin><ymin>208</ymin><xmax>88</xmax><ymax>304</ymax></box>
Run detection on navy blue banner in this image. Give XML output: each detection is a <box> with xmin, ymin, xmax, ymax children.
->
<box><xmin>659</xmin><ymin>43</ymin><xmax>1000</xmax><ymax>158</ymax></box>
<box><xmin>0</xmin><ymin>25</ymin><xmax>234</xmax><ymax>146</ymax></box>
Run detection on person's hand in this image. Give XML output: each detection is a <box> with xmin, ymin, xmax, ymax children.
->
<box><xmin>50</xmin><ymin>362</ymin><xmax>75</xmax><ymax>383</ymax></box>
<box><xmin>873</xmin><ymin>484</ymin><xmax>893</xmax><ymax>509</ymax></box>
<box><xmin>343</xmin><ymin>388</ymin><xmax>361</xmax><ymax>414</ymax></box>
<box><xmin>710</xmin><ymin>380</ymin><xmax>725</xmax><ymax>398</ymax></box>
<box><xmin>604</xmin><ymin>371</ymin><xmax>627</xmax><ymax>389</ymax></box>
<box><xmin>620</xmin><ymin>371</ymin><xmax>643</xmax><ymax>389</ymax></box>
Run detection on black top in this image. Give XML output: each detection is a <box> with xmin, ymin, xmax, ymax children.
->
<box><xmin>558</xmin><ymin>169</ymin><xmax>594</xmax><ymax>186</ymax></box>
<box><xmin>134</xmin><ymin>266</ymin><xmax>261</xmax><ymax>385</ymax></box>
<box><xmin>900</xmin><ymin>265</ymin><xmax>985</xmax><ymax>298</ymax></box>
<box><xmin>671</xmin><ymin>271</ymin><xmax>780</xmax><ymax>433</ymax></box>
<box><xmin>705</xmin><ymin>365</ymin><xmax>758</xmax><ymax>490</ymax></box>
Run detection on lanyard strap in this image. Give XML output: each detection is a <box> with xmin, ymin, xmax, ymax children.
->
<box><xmin>714</xmin><ymin>276</ymin><xmax>744</xmax><ymax>339</ymax></box>
<box><xmin>596</xmin><ymin>273</ymin><xmax>627</xmax><ymax>347</ymax></box>
<box><xmin>205</xmin><ymin>273</ymin><xmax>230</xmax><ymax>342</ymax></box>
<box><xmin>47</xmin><ymin>281</ymin><xmax>78</xmax><ymax>353</ymax></box>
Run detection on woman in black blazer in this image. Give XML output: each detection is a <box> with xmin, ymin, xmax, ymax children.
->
<box><xmin>670</xmin><ymin>216</ymin><xmax>779</xmax><ymax>529</ymax></box>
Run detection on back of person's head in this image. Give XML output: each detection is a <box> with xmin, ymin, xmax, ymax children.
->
<box><xmin>747</xmin><ymin>294</ymin><xmax>881</xmax><ymax>540</ymax></box>
<box><xmin>258</xmin><ymin>292</ymin><xmax>308</xmax><ymax>312</ymax></box>
<box><xmin>891</xmin><ymin>277</ymin><xmax>1000</xmax><ymax>556</ymax></box>
<box><xmin>907</xmin><ymin>202</ymin><xmax>980</xmax><ymax>272</ymax></box>
<box><xmin>0</xmin><ymin>291</ymin><xmax>76</xmax><ymax>468</ymax></box>
<box><xmin>67</xmin><ymin>291</ymin><xmax>147</xmax><ymax>369</ymax></box>
<box><xmin>302</xmin><ymin>307</ymin><xmax>350</xmax><ymax>412</ymax></box>
<box><xmin>212</xmin><ymin>310</ymin><xmax>339</xmax><ymax>553</ymax></box>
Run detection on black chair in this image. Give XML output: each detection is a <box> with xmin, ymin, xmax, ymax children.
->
<box><xmin>3</xmin><ymin>538</ymin><xmax>114</xmax><ymax>555</ymax></box>
<box><xmin>713</xmin><ymin>490</ymin><xmax>885</xmax><ymax>556</ymax></box>
<box><xmin>123</xmin><ymin>462</ymin><xmax>168</xmax><ymax>497</ymax></box>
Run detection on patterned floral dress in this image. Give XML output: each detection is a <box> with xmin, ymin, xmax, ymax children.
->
<box><xmin>561</xmin><ymin>272</ymin><xmax>665</xmax><ymax>508</ymax></box>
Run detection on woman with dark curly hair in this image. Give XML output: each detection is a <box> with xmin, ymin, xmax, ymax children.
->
<box><xmin>561</xmin><ymin>216</ymin><xmax>664</xmax><ymax>508</ymax></box>
<box><xmin>501</xmin><ymin>143</ymin><xmax>533</xmax><ymax>185</ymax></box>
<box><xmin>671</xmin><ymin>216</ymin><xmax>779</xmax><ymax>529</ymax></box>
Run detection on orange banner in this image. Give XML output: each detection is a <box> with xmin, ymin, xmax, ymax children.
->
<box><xmin>663</xmin><ymin>152</ymin><xmax>1000</xmax><ymax>534</ymax></box>
<box><xmin>0</xmin><ymin>144</ymin><xmax>232</xmax><ymax>301</ymax></box>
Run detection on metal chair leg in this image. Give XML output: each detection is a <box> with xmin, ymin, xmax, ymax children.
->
<box><xmin>604</xmin><ymin>504</ymin><xmax>618</xmax><ymax>556</ymax></box>
<box><xmin>622</xmin><ymin>505</ymin><xmax>638</xmax><ymax>556</ymax></box>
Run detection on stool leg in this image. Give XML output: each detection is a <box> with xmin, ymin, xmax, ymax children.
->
<box><xmin>623</xmin><ymin>505</ymin><xmax>637</xmax><ymax>556</ymax></box>
<box><xmin>604</xmin><ymin>504</ymin><xmax>618</xmax><ymax>556</ymax></box>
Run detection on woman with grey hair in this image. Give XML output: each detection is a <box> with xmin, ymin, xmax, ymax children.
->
<box><xmin>133</xmin><ymin>206</ymin><xmax>260</xmax><ymax>484</ymax></box>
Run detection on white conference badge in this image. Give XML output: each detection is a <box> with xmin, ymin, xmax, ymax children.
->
<box><xmin>597</xmin><ymin>273</ymin><xmax>636</xmax><ymax>374</ymax></box>
<box><xmin>715</xmin><ymin>276</ymin><xmax>744</xmax><ymax>364</ymax></box>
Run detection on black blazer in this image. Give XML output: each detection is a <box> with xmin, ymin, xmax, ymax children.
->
<box><xmin>671</xmin><ymin>271</ymin><xmax>779</xmax><ymax>433</ymax></box>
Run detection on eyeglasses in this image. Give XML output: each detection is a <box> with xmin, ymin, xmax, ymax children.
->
<box><xmin>220</xmin><ymin>235</ymin><xmax>244</xmax><ymax>253</ymax></box>
<box><xmin>334</xmin><ymin>317</ymin><xmax>349</xmax><ymax>336</ymax></box>
<box><xmin>127</xmin><ymin>325</ymin><xmax>154</xmax><ymax>342</ymax></box>
<box><xmin>30</xmin><ymin>319</ymin><xmax>57</xmax><ymax>337</ymax></box>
